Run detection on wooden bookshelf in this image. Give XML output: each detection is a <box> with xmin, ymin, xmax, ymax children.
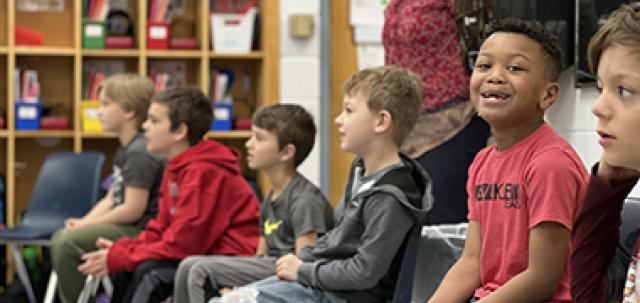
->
<box><xmin>146</xmin><ymin>50</ymin><xmax>203</xmax><ymax>58</ymax></box>
<box><xmin>82</xmin><ymin>49</ymin><xmax>141</xmax><ymax>57</ymax></box>
<box><xmin>205</xmin><ymin>130</ymin><xmax>252</xmax><ymax>140</ymax></box>
<box><xmin>14</xmin><ymin>46</ymin><xmax>76</xmax><ymax>55</ymax></box>
<box><xmin>14</xmin><ymin>130</ymin><xmax>75</xmax><ymax>138</ymax></box>
<box><xmin>2</xmin><ymin>0</ymin><xmax>279</xmax><ymax>240</ymax></box>
<box><xmin>209</xmin><ymin>51</ymin><xmax>264</xmax><ymax>60</ymax></box>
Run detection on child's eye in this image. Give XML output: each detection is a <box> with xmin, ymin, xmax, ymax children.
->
<box><xmin>474</xmin><ymin>63</ymin><xmax>490</xmax><ymax>70</ymax></box>
<box><xmin>506</xmin><ymin>65</ymin><xmax>525</xmax><ymax>72</ymax></box>
<box><xmin>344</xmin><ymin>108</ymin><xmax>353</xmax><ymax>114</ymax></box>
<box><xmin>618</xmin><ymin>86</ymin><xmax>634</xmax><ymax>97</ymax></box>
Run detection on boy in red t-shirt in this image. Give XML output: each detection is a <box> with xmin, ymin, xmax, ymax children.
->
<box><xmin>428</xmin><ymin>18</ymin><xmax>588</xmax><ymax>303</ymax></box>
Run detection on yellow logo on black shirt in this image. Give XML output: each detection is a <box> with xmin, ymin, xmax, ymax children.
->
<box><xmin>263</xmin><ymin>219</ymin><xmax>283</xmax><ymax>235</ymax></box>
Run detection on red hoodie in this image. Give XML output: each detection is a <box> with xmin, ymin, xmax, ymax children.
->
<box><xmin>107</xmin><ymin>140</ymin><xmax>260</xmax><ymax>273</ymax></box>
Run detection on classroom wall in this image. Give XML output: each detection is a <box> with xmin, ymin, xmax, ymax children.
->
<box><xmin>547</xmin><ymin>69</ymin><xmax>640</xmax><ymax>197</ymax></box>
<box><xmin>279</xmin><ymin>0</ymin><xmax>322</xmax><ymax>186</ymax></box>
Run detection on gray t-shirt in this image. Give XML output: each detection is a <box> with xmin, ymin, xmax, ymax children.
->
<box><xmin>261</xmin><ymin>173</ymin><xmax>334</xmax><ymax>258</ymax></box>
<box><xmin>111</xmin><ymin>133</ymin><xmax>165</xmax><ymax>228</ymax></box>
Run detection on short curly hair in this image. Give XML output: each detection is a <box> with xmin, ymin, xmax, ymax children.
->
<box><xmin>153</xmin><ymin>87</ymin><xmax>212</xmax><ymax>146</ymax></box>
<box><xmin>252</xmin><ymin>104</ymin><xmax>316</xmax><ymax>168</ymax></box>
<box><xmin>483</xmin><ymin>17</ymin><xmax>563</xmax><ymax>81</ymax></box>
<box><xmin>588</xmin><ymin>2</ymin><xmax>640</xmax><ymax>75</ymax></box>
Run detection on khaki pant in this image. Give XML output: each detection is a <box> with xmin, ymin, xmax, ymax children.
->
<box><xmin>50</xmin><ymin>224</ymin><xmax>142</xmax><ymax>303</ymax></box>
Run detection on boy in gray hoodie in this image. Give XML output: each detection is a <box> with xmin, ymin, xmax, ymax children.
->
<box><xmin>211</xmin><ymin>66</ymin><xmax>433</xmax><ymax>303</ymax></box>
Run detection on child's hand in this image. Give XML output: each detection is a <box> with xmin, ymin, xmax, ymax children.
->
<box><xmin>95</xmin><ymin>237</ymin><xmax>113</xmax><ymax>249</ymax></box>
<box><xmin>598</xmin><ymin>158</ymin><xmax>640</xmax><ymax>185</ymax></box>
<box><xmin>219</xmin><ymin>287</ymin><xmax>233</xmax><ymax>295</ymax></box>
<box><xmin>64</xmin><ymin>218</ymin><xmax>84</xmax><ymax>230</ymax></box>
<box><xmin>79</xmin><ymin>249</ymin><xmax>109</xmax><ymax>278</ymax></box>
<box><xmin>275</xmin><ymin>254</ymin><xmax>303</xmax><ymax>281</ymax></box>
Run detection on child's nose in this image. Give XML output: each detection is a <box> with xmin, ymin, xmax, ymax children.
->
<box><xmin>591</xmin><ymin>93</ymin><xmax>612</xmax><ymax>120</ymax></box>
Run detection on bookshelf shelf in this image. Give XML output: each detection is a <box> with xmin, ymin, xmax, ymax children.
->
<box><xmin>14</xmin><ymin>130</ymin><xmax>75</xmax><ymax>138</ymax></box>
<box><xmin>14</xmin><ymin>47</ymin><xmax>76</xmax><ymax>56</ymax></box>
<box><xmin>0</xmin><ymin>130</ymin><xmax>7</xmax><ymax>138</ymax></box>
<box><xmin>205</xmin><ymin>130</ymin><xmax>252</xmax><ymax>140</ymax></box>
<box><xmin>82</xmin><ymin>49</ymin><xmax>141</xmax><ymax>57</ymax></box>
<box><xmin>146</xmin><ymin>50</ymin><xmax>203</xmax><ymax>58</ymax></box>
<box><xmin>0</xmin><ymin>47</ymin><xmax>7</xmax><ymax>54</ymax></box>
<box><xmin>81</xmin><ymin>131</ymin><xmax>117</xmax><ymax>139</ymax></box>
<box><xmin>209</xmin><ymin>51</ymin><xmax>264</xmax><ymax>60</ymax></box>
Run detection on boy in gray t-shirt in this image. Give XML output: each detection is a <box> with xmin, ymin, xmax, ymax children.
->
<box><xmin>173</xmin><ymin>104</ymin><xmax>334</xmax><ymax>303</ymax></box>
<box><xmin>50</xmin><ymin>74</ymin><xmax>165</xmax><ymax>303</ymax></box>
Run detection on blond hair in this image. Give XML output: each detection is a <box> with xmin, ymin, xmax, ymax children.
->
<box><xmin>342</xmin><ymin>66</ymin><xmax>423</xmax><ymax>146</ymax></box>
<box><xmin>588</xmin><ymin>2</ymin><xmax>640</xmax><ymax>74</ymax></box>
<box><xmin>100</xmin><ymin>74</ymin><xmax>155</xmax><ymax>128</ymax></box>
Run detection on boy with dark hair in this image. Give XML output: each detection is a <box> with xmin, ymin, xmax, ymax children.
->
<box><xmin>571</xmin><ymin>3</ymin><xmax>640</xmax><ymax>302</ymax></box>
<box><xmin>428</xmin><ymin>18</ymin><xmax>589</xmax><ymax>303</ymax></box>
<box><xmin>212</xmin><ymin>65</ymin><xmax>433</xmax><ymax>303</ymax></box>
<box><xmin>51</xmin><ymin>74</ymin><xmax>165</xmax><ymax>303</ymax></box>
<box><xmin>173</xmin><ymin>104</ymin><xmax>334</xmax><ymax>303</ymax></box>
<box><xmin>78</xmin><ymin>87</ymin><xmax>260</xmax><ymax>303</ymax></box>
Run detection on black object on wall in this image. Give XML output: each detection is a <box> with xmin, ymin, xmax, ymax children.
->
<box><xmin>490</xmin><ymin>0</ymin><xmax>575</xmax><ymax>75</ymax></box>
<box><xmin>577</xmin><ymin>0</ymin><xmax>632</xmax><ymax>84</ymax></box>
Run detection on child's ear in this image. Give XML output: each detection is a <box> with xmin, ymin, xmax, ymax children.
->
<box><xmin>280</xmin><ymin>143</ymin><xmax>296</xmax><ymax>163</ymax></box>
<box><xmin>374</xmin><ymin>110</ymin><xmax>393</xmax><ymax>134</ymax></box>
<box><xmin>539</xmin><ymin>82</ymin><xmax>560</xmax><ymax>110</ymax></box>
<box><xmin>124</xmin><ymin>110</ymin><xmax>136</xmax><ymax>121</ymax></box>
<box><xmin>173</xmin><ymin>122</ymin><xmax>189</xmax><ymax>142</ymax></box>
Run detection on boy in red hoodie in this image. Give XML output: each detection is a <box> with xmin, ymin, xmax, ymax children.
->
<box><xmin>78</xmin><ymin>87</ymin><xmax>260</xmax><ymax>303</ymax></box>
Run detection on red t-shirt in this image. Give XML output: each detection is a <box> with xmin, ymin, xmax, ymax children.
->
<box><xmin>467</xmin><ymin>124</ymin><xmax>589</xmax><ymax>302</ymax></box>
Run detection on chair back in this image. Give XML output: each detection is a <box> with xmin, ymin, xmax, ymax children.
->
<box><xmin>392</xmin><ymin>221</ymin><xmax>467</xmax><ymax>303</ymax></box>
<box><xmin>20</xmin><ymin>152</ymin><xmax>105</xmax><ymax>232</ymax></box>
<box><xmin>620</xmin><ymin>197</ymin><xmax>640</xmax><ymax>253</ymax></box>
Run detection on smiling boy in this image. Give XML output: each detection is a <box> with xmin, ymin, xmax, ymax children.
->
<box><xmin>428</xmin><ymin>18</ymin><xmax>588</xmax><ymax>303</ymax></box>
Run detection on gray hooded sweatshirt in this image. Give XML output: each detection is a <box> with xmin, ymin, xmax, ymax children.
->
<box><xmin>297</xmin><ymin>154</ymin><xmax>434</xmax><ymax>303</ymax></box>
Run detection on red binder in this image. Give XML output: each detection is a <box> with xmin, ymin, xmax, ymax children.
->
<box><xmin>105</xmin><ymin>36</ymin><xmax>134</xmax><ymax>48</ymax></box>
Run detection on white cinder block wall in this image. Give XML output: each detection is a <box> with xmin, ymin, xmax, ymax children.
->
<box><xmin>279</xmin><ymin>0</ymin><xmax>322</xmax><ymax>186</ymax></box>
<box><xmin>546</xmin><ymin>69</ymin><xmax>640</xmax><ymax>197</ymax></box>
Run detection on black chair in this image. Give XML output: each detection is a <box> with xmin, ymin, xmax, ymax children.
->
<box><xmin>0</xmin><ymin>152</ymin><xmax>105</xmax><ymax>303</ymax></box>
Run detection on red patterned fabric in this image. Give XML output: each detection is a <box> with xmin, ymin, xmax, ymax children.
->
<box><xmin>383</xmin><ymin>0</ymin><xmax>469</xmax><ymax>112</ymax></box>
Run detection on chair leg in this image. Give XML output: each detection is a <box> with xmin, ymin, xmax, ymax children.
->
<box><xmin>76</xmin><ymin>275</ymin><xmax>94</xmax><ymax>303</ymax></box>
<box><xmin>43</xmin><ymin>271</ymin><xmax>58</xmax><ymax>303</ymax></box>
<box><xmin>101</xmin><ymin>276</ymin><xmax>113</xmax><ymax>298</ymax></box>
<box><xmin>11</xmin><ymin>245</ymin><xmax>38</xmax><ymax>303</ymax></box>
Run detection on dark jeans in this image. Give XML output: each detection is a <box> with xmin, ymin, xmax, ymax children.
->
<box><xmin>419</xmin><ymin>115</ymin><xmax>490</xmax><ymax>225</ymax></box>
<box><xmin>110</xmin><ymin>260</ymin><xmax>179</xmax><ymax>303</ymax></box>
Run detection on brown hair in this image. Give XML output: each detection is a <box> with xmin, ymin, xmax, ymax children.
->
<box><xmin>99</xmin><ymin>73</ymin><xmax>155</xmax><ymax>128</ymax></box>
<box><xmin>252</xmin><ymin>104</ymin><xmax>316</xmax><ymax>167</ymax></box>
<box><xmin>342</xmin><ymin>66</ymin><xmax>423</xmax><ymax>146</ymax></box>
<box><xmin>153</xmin><ymin>87</ymin><xmax>212</xmax><ymax>146</ymax></box>
<box><xmin>588</xmin><ymin>2</ymin><xmax>640</xmax><ymax>75</ymax></box>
